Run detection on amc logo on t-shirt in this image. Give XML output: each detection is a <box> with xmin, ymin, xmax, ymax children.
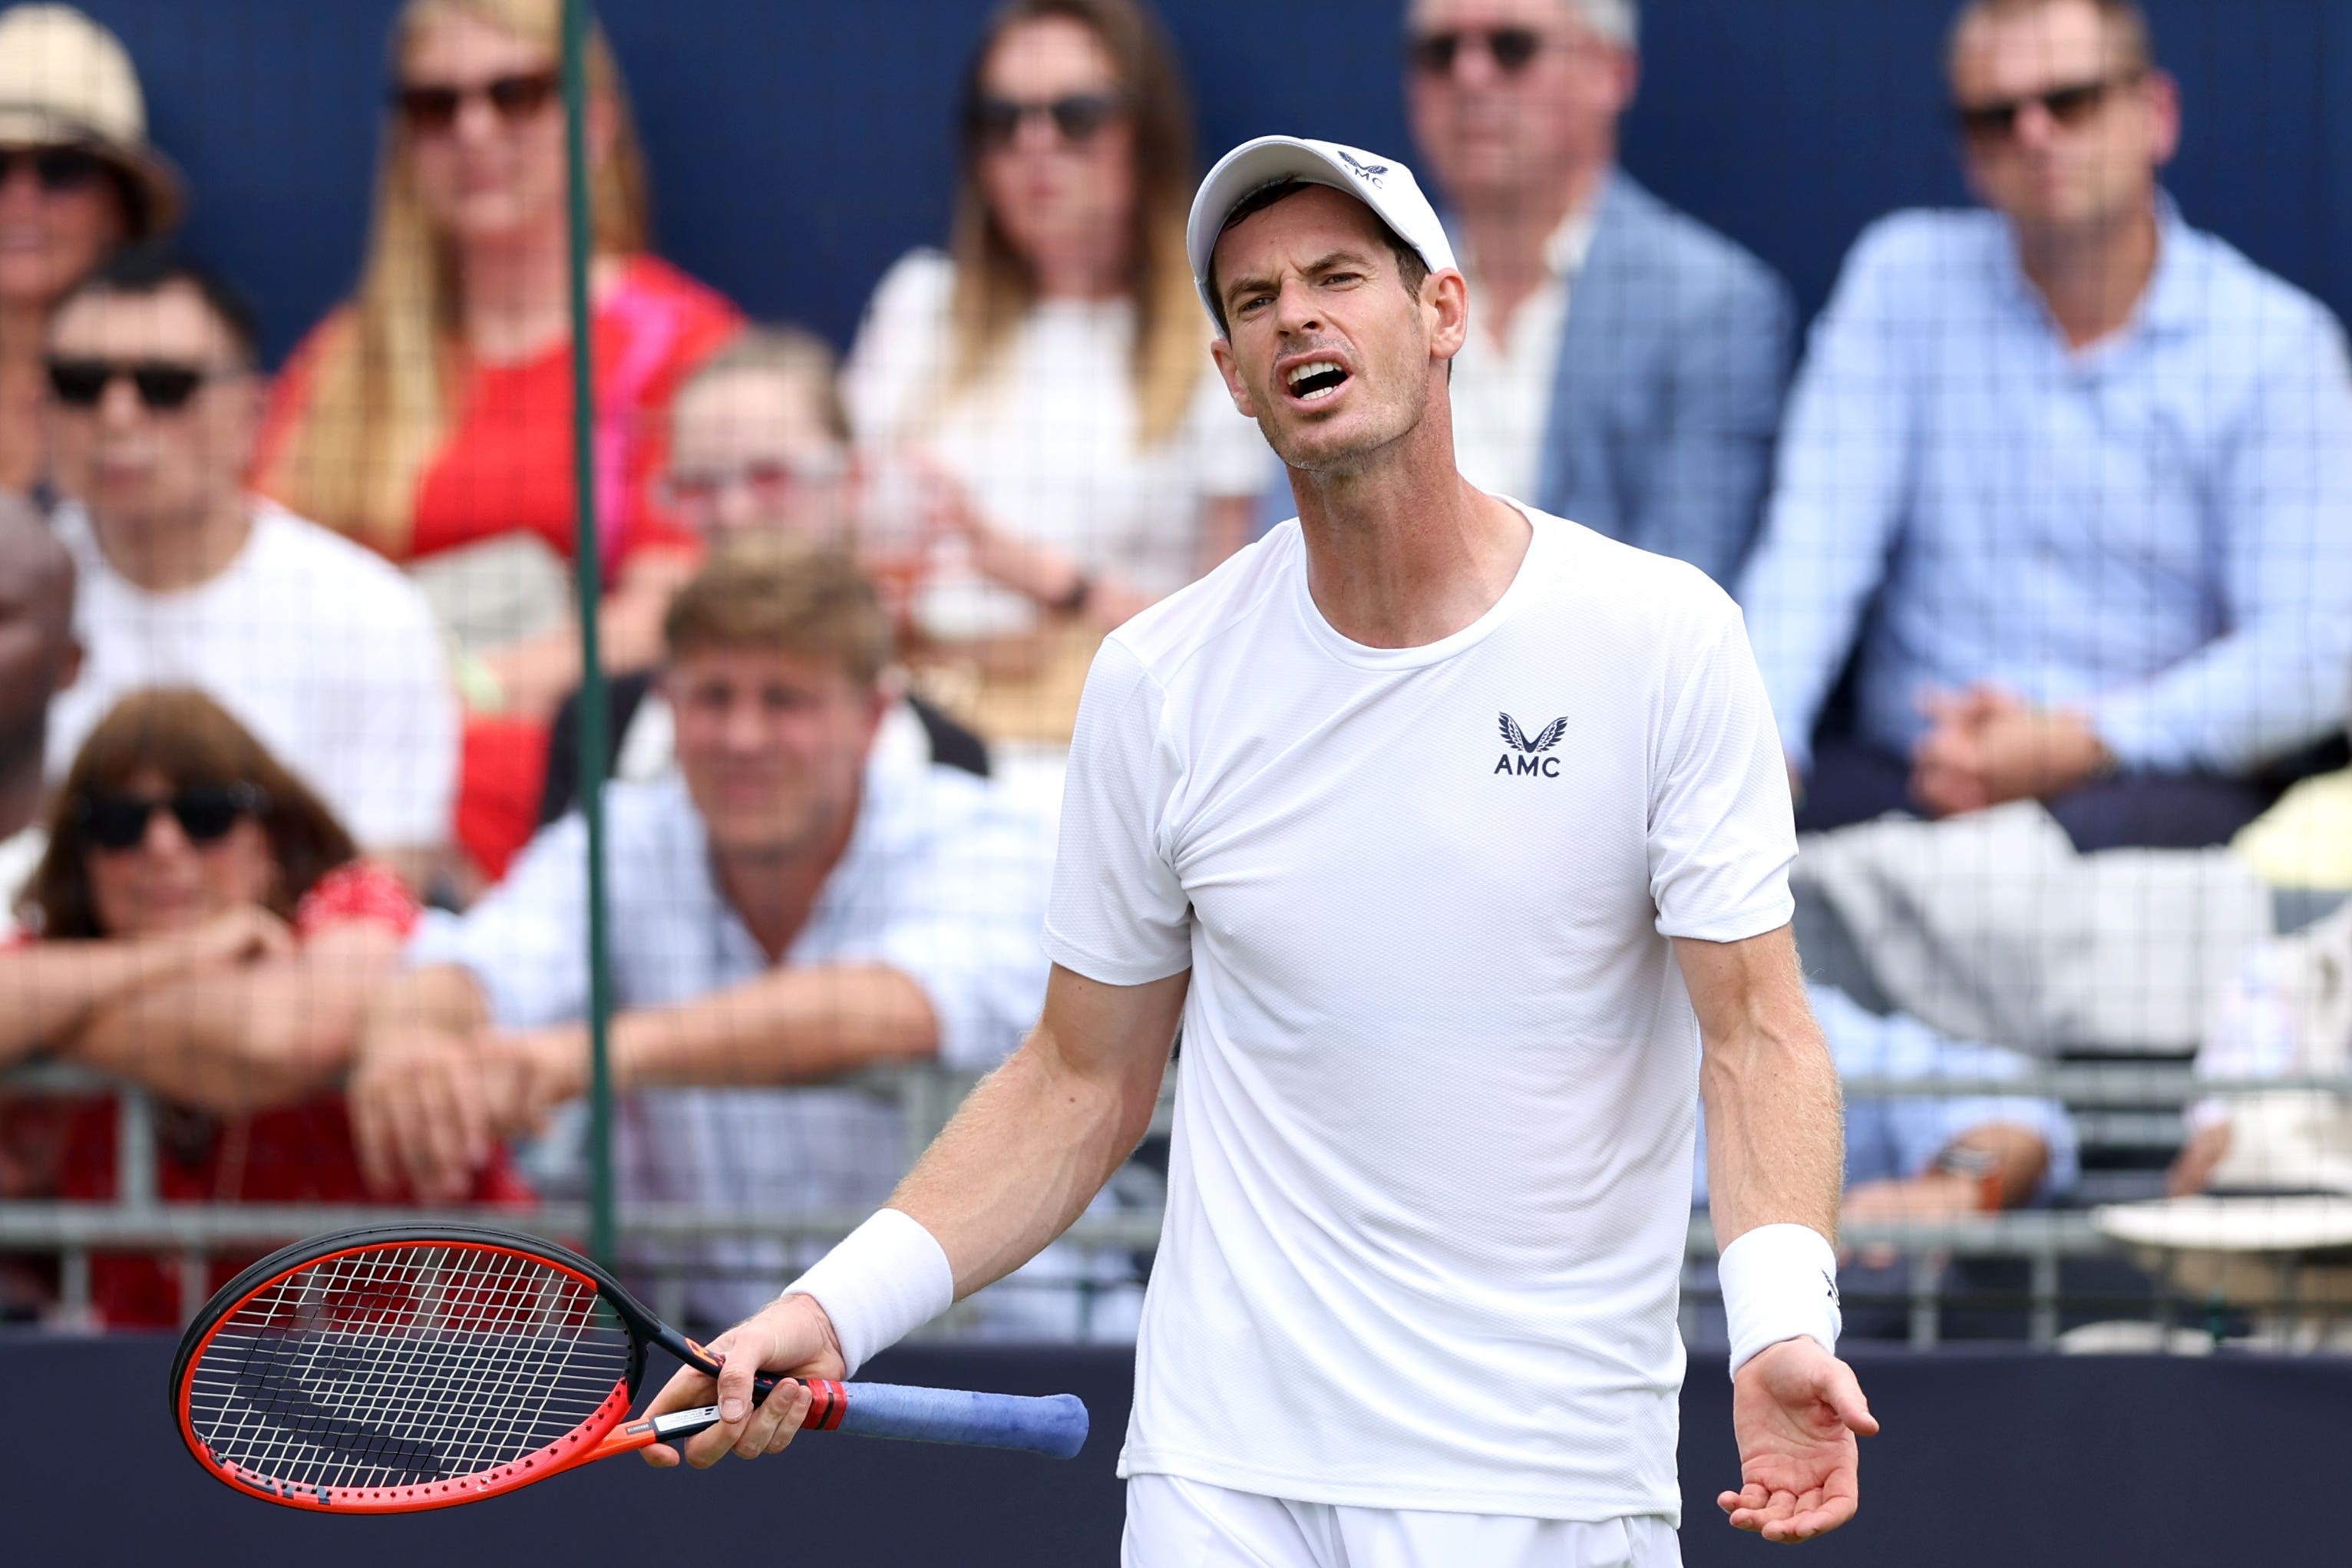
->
<box><xmin>1494</xmin><ymin>712</ymin><xmax>1567</xmax><ymax>777</ymax></box>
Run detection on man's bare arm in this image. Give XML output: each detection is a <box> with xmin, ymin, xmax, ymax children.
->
<box><xmin>890</xmin><ymin>963</ymin><xmax>1186</xmax><ymax>1295</ymax></box>
<box><xmin>638</xmin><ymin>962</ymin><xmax>1188</xmax><ymax>1467</ymax></box>
<box><xmin>1680</xmin><ymin>925</ymin><xmax>1844</xmax><ymax>1247</ymax></box>
<box><xmin>1678</xmin><ymin>924</ymin><xmax>1876</xmax><ymax>1546</ymax></box>
<box><xmin>617</xmin><ymin>965</ymin><xmax>940</xmax><ymax>1087</ymax></box>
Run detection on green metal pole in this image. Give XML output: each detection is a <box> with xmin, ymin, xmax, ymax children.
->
<box><xmin>560</xmin><ymin>0</ymin><xmax>617</xmax><ymax>1266</ymax></box>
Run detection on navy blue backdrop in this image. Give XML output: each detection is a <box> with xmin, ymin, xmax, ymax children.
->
<box><xmin>11</xmin><ymin>1335</ymin><xmax>2345</xmax><ymax>1565</ymax></box>
<box><xmin>55</xmin><ymin>0</ymin><xmax>2352</xmax><ymax>367</ymax></box>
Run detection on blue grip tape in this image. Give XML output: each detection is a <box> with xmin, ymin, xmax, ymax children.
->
<box><xmin>834</xmin><ymin>1383</ymin><xmax>1088</xmax><ymax>1459</ymax></box>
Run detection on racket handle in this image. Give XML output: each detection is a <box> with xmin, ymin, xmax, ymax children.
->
<box><xmin>808</xmin><ymin>1379</ymin><xmax>1089</xmax><ymax>1459</ymax></box>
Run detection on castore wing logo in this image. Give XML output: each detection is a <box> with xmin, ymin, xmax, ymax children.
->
<box><xmin>1495</xmin><ymin>713</ymin><xmax>1567</xmax><ymax>777</ymax></box>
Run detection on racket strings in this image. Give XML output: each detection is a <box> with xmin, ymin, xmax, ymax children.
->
<box><xmin>186</xmin><ymin>1244</ymin><xmax>636</xmax><ymax>1493</ymax></box>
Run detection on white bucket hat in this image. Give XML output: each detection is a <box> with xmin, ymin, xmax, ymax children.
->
<box><xmin>0</xmin><ymin>4</ymin><xmax>184</xmax><ymax>238</ymax></box>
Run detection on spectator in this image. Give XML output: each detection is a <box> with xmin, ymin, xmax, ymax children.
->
<box><xmin>254</xmin><ymin>0</ymin><xmax>742</xmax><ymax>876</ymax></box>
<box><xmin>843</xmin><ymin>0</ymin><xmax>1267</xmax><ymax>741</ymax></box>
<box><xmin>352</xmin><ymin>536</ymin><xmax>1085</xmax><ymax>1331</ymax></box>
<box><xmin>538</xmin><ymin>329</ymin><xmax>990</xmax><ymax>826</ymax></box>
<box><xmin>0</xmin><ymin>688</ymin><xmax>524</xmax><ymax>1326</ymax></box>
<box><xmin>0</xmin><ymin>495</ymin><xmax>78</xmax><ymax>919</ymax></box>
<box><xmin>0</xmin><ymin>4</ymin><xmax>180</xmax><ymax>502</ymax></box>
<box><xmin>1402</xmin><ymin>0</ymin><xmax>1792</xmax><ymax>587</ymax></box>
<box><xmin>2169</xmin><ymin>899</ymin><xmax>2352</xmax><ymax>1198</ymax></box>
<box><xmin>40</xmin><ymin>251</ymin><xmax>457</xmax><ymax>886</ymax></box>
<box><xmin>1739</xmin><ymin>0</ymin><xmax>2352</xmax><ymax>851</ymax></box>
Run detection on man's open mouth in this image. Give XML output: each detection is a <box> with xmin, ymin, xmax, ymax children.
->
<box><xmin>1283</xmin><ymin>359</ymin><xmax>1350</xmax><ymax>403</ymax></box>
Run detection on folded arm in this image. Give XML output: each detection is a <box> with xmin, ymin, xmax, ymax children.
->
<box><xmin>68</xmin><ymin>922</ymin><xmax>406</xmax><ymax>1114</ymax></box>
<box><xmin>0</xmin><ymin>907</ymin><xmax>293</xmax><ymax>1068</ymax></box>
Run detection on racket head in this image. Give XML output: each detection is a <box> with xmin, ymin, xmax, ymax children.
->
<box><xmin>170</xmin><ymin>1223</ymin><xmax>665</xmax><ymax>1514</ymax></box>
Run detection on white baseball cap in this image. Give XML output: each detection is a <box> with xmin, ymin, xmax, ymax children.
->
<box><xmin>1185</xmin><ymin>135</ymin><xmax>1457</xmax><ymax>323</ymax></box>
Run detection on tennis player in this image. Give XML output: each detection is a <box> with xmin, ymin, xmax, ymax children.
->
<box><xmin>649</xmin><ymin>136</ymin><xmax>1875</xmax><ymax>1563</ymax></box>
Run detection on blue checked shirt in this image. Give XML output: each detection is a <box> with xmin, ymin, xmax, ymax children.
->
<box><xmin>1693</xmin><ymin>985</ymin><xmax>2079</xmax><ymax>1206</ymax></box>
<box><xmin>1740</xmin><ymin>200</ymin><xmax>2352</xmax><ymax>775</ymax></box>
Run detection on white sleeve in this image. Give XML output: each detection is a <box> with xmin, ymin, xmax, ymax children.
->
<box><xmin>854</xmin><ymin>793</ymin><xmax>1056</xmax><ymax>1071</ymax></box>
<box><xmin>403</xmin><ymin>814</ymin><xmax>590</xmax><ymax>1028</ymax></box>
<box><xmin>344</xmin><ymin>577</ymin><xmax>458</xmax><ymax>850</ymax></box>
<box><xmin>1648</xmin><ymin>592</ymin><xmax>1799</xmax><ymax>942</ymax></box>
<box><xmin>841</xmin><ymin>250</ymin><xmax>953</xmax><ymax>447</ymax></box>
<box><xmin>1042</xmin><ymin>636</ymin><xmax>1193</xmax><ymax>985</ymax></box>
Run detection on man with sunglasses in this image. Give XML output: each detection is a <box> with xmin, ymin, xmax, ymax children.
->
<box><xmin>40</xmin><ymin>249</ymin><xmax>458</xmax><ymax>889</ymax></box>
<box><xmin>1404</xmin><ymin>0</ymin><xmax>1792</xmax><ymax>589</ymax></box>
<box><xmin>1739</xmin><ymin>0</ymin><xmax>2352</xmax><ymax>850</ymax></box>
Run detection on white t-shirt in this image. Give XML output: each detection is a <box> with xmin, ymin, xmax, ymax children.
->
<box><xmin>1044</xmin><ymin>502</ymin><xmax>1796</xmax><ymax>1521</ymax></box>
<box><xmin>843</xmin><ymin>249</ymin><xmax>1273</xmax><ymax>639</ymax></box>
<box><xmin>1450</xmin><ymin>203</ymin><xmax>1597</xmax><ymax>503</ymax></box>
<box><xmin>0</xmin><ymin>824</ymin><xmax>43</xmax><ymax>937</ymax></box>
<box><xmin>47</xmin><ymin>500</ymin><xmax>458</xmax><ymax>850</ymax></box>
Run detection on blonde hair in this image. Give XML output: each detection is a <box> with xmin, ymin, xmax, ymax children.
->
<box><xmin>662</xmin><ymin>533</ymin><xmax>891</xmax><ymax>689</ymax></box>
<box><xmin>263</xmin><ymin>0</ymin><xmax>650</xmax><ymax>556</ymax></box>
<box><xmin>947</xmin><ymin>0</ymin><xmax>1202</xmax><ymax>450</ymax></box>
<box><xmin>677</xmin><ymin>325</ymin><xmax>848</xmax><ymax>444</ymax></box>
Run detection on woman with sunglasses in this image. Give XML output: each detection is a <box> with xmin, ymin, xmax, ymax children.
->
<box><xmin>254</xmin><ymin>0</ymin><xmax>740</xmax><ymax>878</ymax></box>
<box><xmin>0</xmin><ymin>5</ymin><xmax>182</xmax><ymax>502</ymax></box>
<box><xmin>0</xmin><ymin>688</ymin><xmax>524</xmax><ymax>1326</ymax></box>
<box><xmin>843</xmin><ymin>0</ymin><xmax>1267</xmax><ymax>742</ymax></box>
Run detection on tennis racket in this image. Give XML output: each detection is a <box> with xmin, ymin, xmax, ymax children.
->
<box><xmin>170</xmin><ymin>1222</ymin><xmax>1089</xmax><ymax>1514</ymax></box>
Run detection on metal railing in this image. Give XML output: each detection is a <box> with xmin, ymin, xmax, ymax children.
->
<box><xmin>5</xmin><ymin>1060</ymin><xmax>2349</xmax><ymax>1347</ymax></box>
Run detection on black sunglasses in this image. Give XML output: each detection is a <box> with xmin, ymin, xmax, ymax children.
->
<box><xmin>74</xmin><ymin>784</ymin><xmax>269</xmax><ymax>853</ymax></box>
<box><xmin>1956</xmin><ymin>71</ymin><xmax>2142</xmax><ymax>142</ymax></box>
<box><xmin>1408</xmin><ymin>26</ymin><xmax>1545</xmax><ymax>77</ymax></box>
<box><xmin>392</xmin><ymin>70</ymin><xmax>561</xmax><ymax>134</ymax></box>
<box><xmin>45</xmin><ymin>357</ymin><xmax>235</xmax><ymax>413</ymax></box>
<box><xmin>971</xmin><ymin>92</ymin><xmax>1126</xmax><ymax>149</ymax></box>
<box><xmin>0</xmin><ymin>145</ymin><xmax>108</xmax><ymax>194</ymax></box>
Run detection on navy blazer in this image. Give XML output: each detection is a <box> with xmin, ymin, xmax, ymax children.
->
<box><xmin>1532</xmin><ymin>171</ymin><xmax>1795</xmax><ymax>589</ymax></box>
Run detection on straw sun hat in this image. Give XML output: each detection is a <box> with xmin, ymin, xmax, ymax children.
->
<box><xmin>0</xmin><ymin>4</ymin><xmax>183</xmax><ymax>238</ymax></box>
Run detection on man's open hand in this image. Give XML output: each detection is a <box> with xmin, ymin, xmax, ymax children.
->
<box><xmin>1719</xmin><ymin>1336</ymin><xmax>1879</xmax><ymax>1543</ymax></box>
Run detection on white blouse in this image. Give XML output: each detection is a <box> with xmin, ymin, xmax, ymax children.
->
<box><xmin>844</xmin><ymin>249</ymin><xmax>1273</xmax><ymax>639</ymax></box>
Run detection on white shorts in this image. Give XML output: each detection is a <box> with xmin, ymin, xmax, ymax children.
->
<box><xmin>1122</xmin><ymin>1474</ymin><xmax>1682</xmax><ymax>1568</ymax></box>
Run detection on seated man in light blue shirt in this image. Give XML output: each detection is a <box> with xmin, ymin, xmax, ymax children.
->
<box><xmin>1739</xmin><ymin>0</ymin><xmax>2352</xmax><ymax>850</ymax></box>
<box><xmin>349</xmin><ymin>536</ymin><xmax>1091</xmax><ymax>1331</ymax></box>
<box><xmin>1696</xmin><ymin>984</ymin><xmax>2078</xmax><ymax>1223</ymax></box>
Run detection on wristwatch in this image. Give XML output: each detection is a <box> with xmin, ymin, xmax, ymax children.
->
<box><xmin>1933</xmin><ymin>1145</ymin><xmax>2005</xmax><ymax>1212</ymax></box>
<box><xmin>1050</xmin><ymin>570</ymin><xmax>1095</xmax><ymax>618</ymax></box>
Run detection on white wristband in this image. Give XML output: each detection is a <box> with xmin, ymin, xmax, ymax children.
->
<box><xmin>1717</xmin><ymin>1223</ymin><xmax>1842</xmax><ymax>1380</ymax></box>
<box><xmin>781</xmin><ymin>1209</ymin><xmax>956</xmax><ymax>1377</ymax></box>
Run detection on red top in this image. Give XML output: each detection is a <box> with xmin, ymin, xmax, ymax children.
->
<box><xmin>14</xmin><ymin>863</ymin><xmax>533</xmax><ymax>1328</ymax></box>
<box><xmin>258</xmin><ymin>255</ymin><xmax>743</xmax><ymax>569</ymax></box>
